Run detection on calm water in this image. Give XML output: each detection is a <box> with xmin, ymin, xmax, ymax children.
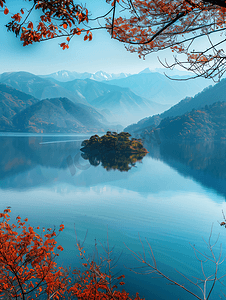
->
<box><xmin>1</xmin><ymin>134</ymin><xmax>226</xmax><ymax>299</ymax></box>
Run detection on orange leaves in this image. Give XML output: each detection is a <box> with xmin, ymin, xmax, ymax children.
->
<box><xmin>0</xmin><ymin>209</ymin><xmax>146</xmax><ymax>300</ymax></box>
<box><xmin>2</xmin><ymin>0</ymin><xmax>226</xmax><ymax>82</ymax></box>
<box><xmin>11</xmin><ymin>13</ymin><xmax>22</xmax><ymax>22</ymax></box>
<box><xmin>109</xmin><ymin>0</ymin><xmax>120</xmax><ymax>6</ymax></box>
<box><xmin>4</xmin><ymin>0</ymin><xmax>91</xmax><ymax>48</ymax></box>
<box><xmin>27</xmin><ymin>22</ymin><xmax>33</xmax><ymax>30</ymax></box>
<box><xmin>104</xmin><ymin>0</ymin><xmax>226</xmax><ymax>75</ymax></box>
<box><xmin>72</xmin><ymin>27</ymin><xmax>82</xmax><ymax>35</ymax></box>
<box><xmin>3</xmin><ymin>6</ymin><xmax>9</xmax><ymax>15</ymax></box>
<box><xmin>0</xmin><ymin>208</ymin><xmax>68</xmax><ymax>300</ymax></box>
<box><xmin>84</xmin><ymin>31</ymin><xmax>92</xmax><ymax>41</ymax></box>
<box><xmin>83</xmin><ymin>30</ymin><xmax>92</xmax><ymax>41</ymax></box>
<box><xmin>59</xmin><ymin>224</ymin><xmax>64</xmax><ymax>232</ymax></box>
<box><xmin>76</xmin><ymin>9</ymin><xmax>88</xmax><ymax>24</ymax></box>
<box><xmin>57</xmin><ymin>245</ymin><xmax>64</xmax><ymax>251</ymax></box>
<box><xmin>117</xmin><ymin>274</ymin><xmax>125</xmax><ymax>280</ymax></box>
<box><xmin>68</xmin><ymin>237</ymin><xmax>145</xmax><ymax>300</ymax></box>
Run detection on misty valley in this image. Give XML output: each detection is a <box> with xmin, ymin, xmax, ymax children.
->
<box><xmin>1</xmin><ymin>69</ymin><xmax>226</xmax><ymax>299</ymax></box>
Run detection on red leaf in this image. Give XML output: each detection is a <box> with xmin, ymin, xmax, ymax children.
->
<box><xmin>4</xmin><ymin>7</ymin><xmax>9</xmax><ymax>15</ymax></box>
<box><xmin>27</xmin><ymin>22</ymin><xmax>33</xmax><ymax>30</ymax></box>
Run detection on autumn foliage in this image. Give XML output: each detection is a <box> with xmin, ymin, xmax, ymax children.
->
<box><xmin>0</xmin><ymin>208</ymin><xmax>67</xmax><ymax>300</ymax></box>
<box><xmin>0</xmin><ymin>0</ymin><xmax>92</xmax><ymax>49</ymax></box>
<box><xmin>106</xmin><ymin>0</ymin><xmax>226</xmax><ymax>80</ymax></box>
<box><xmin>107</xmin><ymin>0</ymin><xmax>226</xmax><ymax>81</ymax></box>
<box><xmin>1</xmin><ymin>0</ymin><xmax>226</xmax><ymax>79</ymax></box>
<box><xmin>0</xmin><ymin>208</ymin><xmax>144</xmax><ymax>300</ymax></box>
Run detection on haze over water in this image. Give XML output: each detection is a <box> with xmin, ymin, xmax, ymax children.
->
<box><xmin>1</xmin><ymin>133</ymin><xmax>226</xmax><ymax>299</ymax></box>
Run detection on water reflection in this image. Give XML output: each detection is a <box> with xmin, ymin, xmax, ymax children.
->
<box><xmin>1</xmin><ymin>135</ymin><xmax>226</xmax><ymax>300</ymax></box>
<box><xmin>1</xmin><ymin>135</ymin><xmax>226</xmax><ymax>198</ymax></box>
<box><xmin>81</xmin><ymin>150</ymin><xmax>146</xmax><ymax>172</ymax></box>
<box><xmin>0</xmin><ymin>135</ymin><xmax>147</xmax><ymax>191</ymax></box>
<box><xmin>146</xmin><ymin>140</ymin><xmax>226</xmax><ymax>198</ymax></box>
<box><xmin>0</xmin><ymin>135</ymin><xmax>89</xmax><ymax>189</ymax></box>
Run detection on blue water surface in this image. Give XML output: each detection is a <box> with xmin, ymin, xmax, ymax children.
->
<box><xmin>0</xmin><ymin>134</ymin><xmax>226</xmax><ymax>300</ymax></box>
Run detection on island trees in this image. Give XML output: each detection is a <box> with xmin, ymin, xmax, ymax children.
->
<box><xmin>1</xmin><ymin>0</ymin><xmax>226</xmax><ymax>80</ymax></box>
<box><xmin>80</xmin><ymin>132</ymin><xmax>148</xmax><ymax>171</ymax></box>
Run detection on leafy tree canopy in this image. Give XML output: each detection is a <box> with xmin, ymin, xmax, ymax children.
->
<box><xmin>1</xmin><ymin>0</ymin><xmax>226</xmax><ymax>80</ymax></box>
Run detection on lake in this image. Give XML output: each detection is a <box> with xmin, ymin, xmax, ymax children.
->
<box><xmin>1</xmin><ymin>133</ymin><xmax>226</xmax><ymax>300</ymax></box>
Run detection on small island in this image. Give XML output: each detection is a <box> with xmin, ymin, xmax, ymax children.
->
<box><xmin>81</xmin><ymin>131</ymin><xmax>148</xmax><ymax>155</ymax></box>
<box><xmin>80</xmin><ymin>131</ymin><xmax>148</xmax><ymax>172</ymax></box>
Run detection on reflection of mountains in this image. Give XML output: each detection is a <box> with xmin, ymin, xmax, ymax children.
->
<box><xmin>0</xmin><ymin>136</ymin><xmax>85</xmax><ymax>186</ymax></box>
<box><xmin>0</xmin><ymin>136</ymin><xmax>130</xmax><ymax>190</ymax></box>
<box><xmin>147</xmin><ymin>141</ymin><xmax>226</xmax><ymax>198</ymax></box>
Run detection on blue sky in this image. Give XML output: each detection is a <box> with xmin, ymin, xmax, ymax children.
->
<box><xmin>0</xmin><ymin>0</ymin><xmax>181</xmax><ymax>75</ymax></box>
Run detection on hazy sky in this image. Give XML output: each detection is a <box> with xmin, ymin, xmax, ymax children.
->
<box><xmin>0</xmin><ymin>1</ymin><xmax>184</xmax><ymax>76</ymax></box>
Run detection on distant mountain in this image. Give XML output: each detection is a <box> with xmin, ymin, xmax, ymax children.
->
<box><xmin>0</xmin><ymin>70</ymin><xmax>214</xmax><ymax>129</ymax></box>
<box><xmin>125</xmin><ymin>78</ymin><xmax>226</xmax><ymax>135</ymax></box>
<box><xmin>55</xmin><ymin>78</ymin><xmax>118</xmax><ymax>103</ymax></box>
<box><xmin>0</xmin><ymin>71</ymin><xmax>88</xmax><ymax>105</ymax></box>
<box><xmin>0</xmin><ymin>71</ymin><xmax>169</xmax><ymax>127</ymax></box>
<box><xmin>141</xmin><ymin>67</ymin><xmax>195</xmax><ymax>77</ymax></box>
<box><xmin>145</xmin><ymin>101</ymin><xmax>226</xmax><ymax>142</ymax></box>
<box><xmin>108</xmin><ymin>72</ymin><xmax>212</xmax><ymax>105</ymax></box>
<box><xmin>0</xmin><ymin>83</ymin><xmax>39</xmax><ymax>131</ymax></box>
<box><xmin>48</xmin><ymin>78</ymin><xmax>168</xmax><ymax>126</ymax></box>
<box><xmin>0</xmin><ymin>84</ymin><xmax>119</xmax><ymax>133</ymax></box>
<box><xmin>12</xmin><ymin>97</ymin><xmax>110</xmax><ymax>133</ymax></box>
<box><xmin>90</xmin><ymin>89</ymin><xmax>163</xmax><ymax>125</ymax></box>
<box><xmin>40</xmin><ymin>70</ymin><xmax>131</xmax><ymax>82</ymax></box>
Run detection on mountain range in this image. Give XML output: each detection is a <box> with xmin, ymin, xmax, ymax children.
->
<box><xmin>0</xmin><ymin>84</ymin><xmax>116</xmax><ymax>133</ymax></box>
<box><xmin>53</xmin><ymin>78</ymin><xmax>167</xmax><ymax>125</ymax></box>
<box><xmin>155</xmin><ymin>101</ymin><xmax>226</xmax><ymax>141</ymax></box>
<box><xmin>0</xmin><ymin>68</ymin><xmax>221</xmax><ymax>134</ymax></box>
<box><xmin>0</xmin><ymin>71</ymin><xmax>170</xmax><ymax>126</ymax></box>
<box><xmin>13</xmin><ymin>97</ymin><xmax>110</xmax><ymax>133</ymax></box>
<box><xmin>41</xmin><ymin>68</ymin><xmax>213</xmax><ymax>106</ymax></box>
<box><xmin>125</xmin><ymin>78</ymin><xmax>226</xmax><ymax>136</ymax></box>
<box><xmin>108</xmin><ymin>68</ymin><xmax>212</xmax><ymax>105</ymax></box>
<box><xmin>0</xmin><ymin>84</ymin><xmax>39</xmax><ymax>131</ymax></box>
<box><xmin>0</xmin><ymin>72</ymin><xmax>88</xmax><ymax>105</ymax></box>
<box><xmin>40</xmin><ymin>70</ymin><xmax>131</xmax><ymax>82</ymax></box>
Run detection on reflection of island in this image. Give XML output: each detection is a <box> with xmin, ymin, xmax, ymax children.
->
<box><xmin>81</xmin><ymin>151</ymin><xmax>146</xmax><ymax>172</ymax></box>
<box><xmin>80</xmin><ymin>132</ymin><xmax>148</xmax><ymax>172</ymax></box>
<box><xmin>0</xmin><ymin>135</ymin><xmax>131</xmax><ymax>190</ymax></box>
<box><xmin>146</xmin><ymin>141</ymin><xmax>226</xmax><ymax>198</ymax></box>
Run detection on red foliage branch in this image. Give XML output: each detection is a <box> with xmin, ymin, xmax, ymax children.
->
<box><xmin>0</xmin><ymin>208</ymin><xmax>144</xmax><ymax>300</ymax></box>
